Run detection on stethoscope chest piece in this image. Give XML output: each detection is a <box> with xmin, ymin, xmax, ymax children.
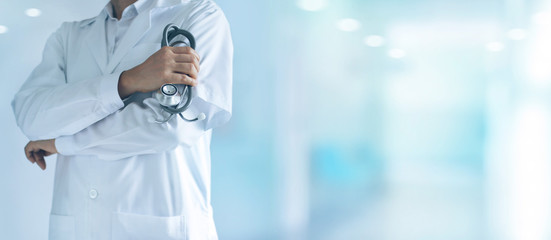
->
<box><xmin>155</xmin><ymin>84</ymin><xmax>182</xmax><ymax>107</ymax></box>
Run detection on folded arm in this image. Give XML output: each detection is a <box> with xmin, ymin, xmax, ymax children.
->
<box><xmin>54</xmin><ymin>98</ymin><xmax>208</xmax><ymax>160</ymax></box>
<box><xmin>38</xmin><ymin>8</ymin><xmax>233</xmax><ymax>161</ymax></box>
<box><xmin>11</xmin><ymin>23</ymin><xmax>126</xmax><ymax>141</ymax></box>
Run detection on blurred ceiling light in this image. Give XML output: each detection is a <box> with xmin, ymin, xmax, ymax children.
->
<box><xmin>486</xmin><ymin>42</ymin><xmax>505</xmax><ymax>52</ymax></box>
<box><xmin>388</xmin><ymin>49</ymin><xmax>406</xmax><ymax>59</ymax></box>
<box><xmin>364</xmin><ymin>35</ymin><xmax>385</xmax><ymax>47</ymax></box>
<box><xmin>508</xmin><ymin>28</ymin><xmax>527</xmax><ymax>40</ymax></box>
<box><xmin>25</xmin><ymin>8</ymin><xmax>42</xmax><ymax>17</ymax></box>
<box><xmin>336</xmin><ymin>18</ymin><xmax>361</xmax><ymax>32</ymax></box>
<box><xmin>532</xmin><ymin>12</ymin><xmax>551</xmax><ymax>25</ymax></box>
<box><xmin>297</xmin><ymin>0</ymin><xmax>327</xmax><ymax>12</ymax></box>
<box><xmin>0</xmin><ymin>25</ymin><xmax>7</xmax><ymax>34</ymax></box>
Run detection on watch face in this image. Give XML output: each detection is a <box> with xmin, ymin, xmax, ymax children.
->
<box><xmin>161</xmin><ymin>84</ymin><xmax>177</xmax><ymax>96</ymax></box>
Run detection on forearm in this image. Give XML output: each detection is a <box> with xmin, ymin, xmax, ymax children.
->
<box><xmin>118</xmin><ymin>71</ymin><xmax>135</xmax><ymax>99</ymax></box>
<box><xmin>54</xmin><ymin>98</ymin><xmax>206</xmax><ymax>160</ymax></box>
<box><xmin>12</xmin><ymin>72</ymin><xmax>124</xmax><ymax>140</ymax></box>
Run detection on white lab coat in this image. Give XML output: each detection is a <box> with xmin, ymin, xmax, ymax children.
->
<box><xmin>11</xmin><ymin>0</ymin><xmax>232</xmax><ymax>239</ymax></box>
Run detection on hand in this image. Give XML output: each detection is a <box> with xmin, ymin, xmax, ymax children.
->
<box><xmin>24</xmin><ymin>139</ymin><xmax>58</xmax><ymax>170</ymax></box>
<box><xmin>118</xmin><ymin>46</ymin><xmax>201</xmax><ymax>98</ymax></box>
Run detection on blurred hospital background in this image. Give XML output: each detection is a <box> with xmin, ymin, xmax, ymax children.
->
<box><xmin>2</xmin><ymin>0</ymin><xmax>551</xmax><ymax>239</ymax></box>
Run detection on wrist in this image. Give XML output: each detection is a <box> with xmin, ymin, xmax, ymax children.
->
<box><xmin>49</xmin><ymin>139</ymin><xmax>58</xmax><ymax>154</ymax></box>
<box><xmin>118</xmin><ymin>71</ymin><xmax>135</xmax><ymax>99</ymax></box>
<box><xmin>38</xmin><ymin>139</ymin><xmax>58</xmax><ymax>154</ymax></box>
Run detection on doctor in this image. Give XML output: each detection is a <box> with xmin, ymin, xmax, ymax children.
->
<box><xmin>11</xmin><ymin>0</ymin><xmax>232</xmax><ymax>239</ymax></box>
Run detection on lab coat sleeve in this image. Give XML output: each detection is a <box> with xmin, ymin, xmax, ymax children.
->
<box><xmin>11</xmin><ymin>23</ymin><xmax>125</xmax><ymax>141</ymax></box>
<box><xmin>54</xmin><ymin>98</ymin><xmax>206</xmax><ymax>160</ymax></box>
<box><xmin>54</xmin><ymin>8</ymin><xmax>233</xmax><ymax>160</ymax></box>
<box><xmin>188</xmin><ymin>6</ymin><xmax>233</xmax><ymax>130</ymax></box>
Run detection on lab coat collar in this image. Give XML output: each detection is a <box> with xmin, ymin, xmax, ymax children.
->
<box><xmin>134</xmin><ymin>0</ymin><xmax>153</xmax><ymax>14</ymax></box>
<box><xmin>103</xmin><ymin>2</ymin><xmax>140</xmax><ymax>20</ymax></box>
<box><xmin>106</xmin><ymin>8</ymin><xmax>152</xmax><ymax>72</ymax></box>
<box><xmin>78</xmin><ymin>0</ymin><xmax>185</xmax><ymax>27</ymax></box>
<box><xmin>83</xmin><ymin>12</ymin><xmax>108</xmax><ymax>73</ymax></box>
<box><xmin>82</xmin><ymin>0</ymin><xmax>188</xmax><ymax>73</ymax></box>
<box><xmin>155</xmin><ymin>0</ymin><xmax>190</xmax><ymax>8</ymax></box>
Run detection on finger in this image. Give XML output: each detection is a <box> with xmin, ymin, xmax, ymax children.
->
<box><xmin>172</xmin><ymin>63</ymin><xmax>198</xmax><ymax>79</ymax></box>
<box><xmin>172</xmin><ymin>55</ymin><xmax>201</xmax><ymax>73</ymax></box>
<box><xmin>35</xmin><ymin>151</ymin><xmax>46</xmax><ymax>170</ymax></box>
<box><xmin>29</xmin><ymin>151</ymin><xmax>37</xmax><ymax>164</ymax></box>
<box><xmin>167</xmin><ymin>73</ymin><xmax>197</xmax><ymax>86</ymax></box>
<box><xmin>24</xmin><ymin>146</ymin><xmax>35</xmax><ymax>163</ymax></box>
<box><xmin>175</xmin><ymin>55</ymin><xmax>200</xmax><ymax>73</ymax></box>
<box><xmin>171</xmin><ymin>47</ymin><xmax>200</xmax><ymax>62</ymax></box>
<box><xmin>171</xmin><ymin>46</ymin><xmax>192</xmax><ymax>54</ymax></box>
<box><xmin>182</xmin><ymin>74</ymin><xmax>198</xmax><ymax>87</ymax></box>
<box><xmin>173</xmin><ymin>54</ymin><xmax>199</xmax><ymax>65</ymax></box>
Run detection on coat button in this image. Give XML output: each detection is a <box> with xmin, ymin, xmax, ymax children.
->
<box><xmin>89</xmin><ymin>189</ymin><xmax>98</xmax><ymax>199</ymax></box>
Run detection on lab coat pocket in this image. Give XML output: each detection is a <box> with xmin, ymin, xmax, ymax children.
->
<box><xmin>48</xmin><ymin>214</ymin><xmax>75</xmax><ymax>240</ymax></box>
<box><xmin>111</xmin><ymin>212</ymin><xmax>186</xmax><ymax>240</ymax></box>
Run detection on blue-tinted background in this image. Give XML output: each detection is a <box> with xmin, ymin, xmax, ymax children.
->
<box><xmin>2</xmin><ymin>0</ymin><xmax>551</xmax><ymax>239</ymax></box>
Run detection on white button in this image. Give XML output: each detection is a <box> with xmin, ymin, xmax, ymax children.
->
<box><xmin>89</xmin><ymin>189</ymin><xmax>98</xmax><ymax>199</ymax></box>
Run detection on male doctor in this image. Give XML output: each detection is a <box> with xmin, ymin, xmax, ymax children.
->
<box><xmin>11</xmin><ymin>0</ymin><xmax>232</xmax><ymax>239</ymax></box>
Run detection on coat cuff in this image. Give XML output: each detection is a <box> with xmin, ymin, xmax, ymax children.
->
<box><xmin>98</xmin><ymin>71</ymin><xmax>125</xmax><ymax>115</ymax></box>
<box><xmin>55</xmin><ymin>136</ymin><xmax>76</xmax><ymax>156</ymax></box>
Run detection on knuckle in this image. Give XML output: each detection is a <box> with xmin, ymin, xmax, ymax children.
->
<box><xmin>163</xmin><ymin>49</ymin><xmax>173</xmax><ymax>57</ymax></box>
<box><xmin>180</xmin><ymin>76</ymin><xmax>188</xmax><ymax>84</ymax></box>
<box><xmin>162</xmin><ymin>52</ymin><xmax>172</xmax><ymax>61</ymax></box>
<box><xmin>158</xmin><ymin>47</ymin><xmax>168</xmax><ymax>55</ymax></box>
<box><xmin>166</xmin><ymin>59</ymin><xmax>175</xmax><ymax>67</ymax></box>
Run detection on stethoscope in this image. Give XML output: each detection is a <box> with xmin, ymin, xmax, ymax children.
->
<box><xmin>154</xmin><ymin>24</ymin><xmax>205</xmax><ymax>123</ymax></box>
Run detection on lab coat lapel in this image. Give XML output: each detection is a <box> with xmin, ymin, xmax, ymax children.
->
<box><xmin>85</xmin><ymin>15</ymin><xmax>108</xmax><ymax>73</ymax></box>
<box><xmin>107</xmin><ymin>9</ymin><xmax>152</xmax><ymax>73</ymax></box>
